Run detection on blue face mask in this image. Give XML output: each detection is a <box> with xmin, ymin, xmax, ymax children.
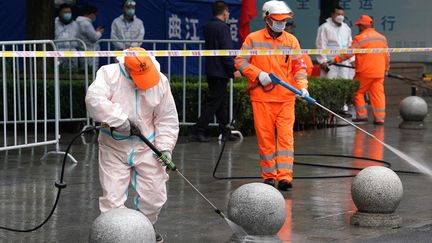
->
<box><xmin>126</xmin><ymin>9</ymin><xmax>135</xmax><ymax>17</ymax></box>
<box><xmin>62</xmin><ymin>13</ymin><xmax>72</xmax><ymax>22</ymax></box>
<box><xmin>269</xmin><ymin>20</ymin><xmax>286</xmax><ymax>33</ymax></box>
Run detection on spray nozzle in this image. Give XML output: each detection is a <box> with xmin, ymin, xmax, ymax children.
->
<box><xmin>158</xmin><ymin>153</ymin><xmax>177</xmax><ymax>171</ymax></box>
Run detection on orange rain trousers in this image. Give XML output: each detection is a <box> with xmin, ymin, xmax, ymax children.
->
<box><xmin>252</xmin><ymin>100</ymin><xmax>295</xmax><ymax>181</ymax></box>
<box><xmin>354</xmin><ymin>76</ymin><xmax>385</xmax><ymax>123</ymax></box>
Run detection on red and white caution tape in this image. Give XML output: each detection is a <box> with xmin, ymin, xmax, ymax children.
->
<box><xmin>0</xmin><ymin>48</ymin><xmax>431</xmax><ymax>58</ymax></box>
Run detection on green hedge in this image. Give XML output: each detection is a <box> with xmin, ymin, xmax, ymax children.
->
<box><xmin>0</xmin><ymin>79</ymin><xmax>86</xmax><ymax>121</ymax></box>
<box><xmin>0</xmin><ymin>76</ymin><xmax>358</xmax><ymax>135</ymax></box>
<box><xmin>170</xmin><ymin>76</ymin><xmax>358</xmax><ymax>135</ymax></box>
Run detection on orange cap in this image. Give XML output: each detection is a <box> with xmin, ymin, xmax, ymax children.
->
<box><xmin>270</xmin><ymin>13</ymin><xmax>292</xmax><ymax>21</ymax></box>
<box><xmin>354</xmin><ymin>15</ymin><xmax>373</xmax><ymax>26</ymax></box>
<box><xmin>124</xmin><ymin>47</ymin><xmax>160</xmax><ymax>90</ymax></box>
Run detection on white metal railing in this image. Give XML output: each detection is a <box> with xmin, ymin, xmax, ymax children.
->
<box><xmin>0</xmin><ymin>38</ymin><xmax>241</xmax><ymax>151</ymax></box>
<box><xmin>0</xmin><ymin>40</ymin><xmax>76</xmax><ymax>162</ymax></box>
<box><xmin>53</xmin><ymin>38</ymin><xmax>90</xmax><ymax>127</ymax></box>
<box><xmin>93</xmin><ymin>39</ymin><xmax>238</xmax><ymax>130</ymax></box>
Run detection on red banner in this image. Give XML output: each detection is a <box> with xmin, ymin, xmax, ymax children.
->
<box><xmin>239</xmin><ymin>0</ymin><xmax>257</xmax><ymax>46</ymax></box>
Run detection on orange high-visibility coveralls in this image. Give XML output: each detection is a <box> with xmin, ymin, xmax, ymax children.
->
<box><xmin>234</xmin><ymin>29</ymin><xmax>308</xmax><ymax>182</ymax></box>
<box><xmin>335</xmin><ymin>28</ymin><xmax>390</xmax><ymax>123</ymax></box>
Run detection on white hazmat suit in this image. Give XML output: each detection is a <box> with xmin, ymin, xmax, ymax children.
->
<box><xmin>110</xmin><ymin>15</ymin><xmax>145</xmax><ymax>50</ymax></box>
<box><xmin>76</xmin><ymin>16</ymin><xmax>102</xmax><ymax>51</ymax></box>
<box><xmin>316</xmin><ymin>17</ymin><xmax>354</xmax><ymax>79</ymax></box>
<box><xmin>54</xmin><ymin>17</ymin><xmax>79</xmax><ymax>50</ymax></box>
<box><xmin>85</xmin><ymin>56</ymin><xmax>179</xmax><ymax>223</ymax></box>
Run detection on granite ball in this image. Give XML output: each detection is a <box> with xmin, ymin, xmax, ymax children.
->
<box><xmin>227</xmin><ymin>183</ymin><xmax>286</xmax><ymax>235</ymax></box>
<box><xmin>90</xmin><ymin>208</ymin><xmax>155</xmax><ymax>243</ymax></box>
<box><xmin>351</xmin><ymin>166</ymin><xmax>403</xmax><ymax>214</ymax></box>
<box><xmin>399</xmin><ymin>96</ymin><xmax>428</xmax><ymax>121</ymax></box>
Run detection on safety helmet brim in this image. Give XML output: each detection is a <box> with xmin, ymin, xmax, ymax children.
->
<box><xmin>270</xmin><ymin>13</ymin><xmax>292</xmax><ymax>21</ymax></box>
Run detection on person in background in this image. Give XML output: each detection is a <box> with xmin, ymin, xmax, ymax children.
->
<box><xmin>110</xmin><ymin>0</ymin><xmax>145</xmax><ymax>50</ymax></box>
<box><xmin>189</xmin><ymin>1</ymin><xmax>242</xmax><ymax>142</ymax></box>
<box><xmin>332</xmin><ymin>15</ymin><xmax>390</xmax><ymax>125</ymax></box>
<box><xmin>55</xmin><ymin>3</ymin><xmax>79</xmax><ymax>67</ymax></box>
<box><xmin>315</xmin><ymin>5</ymin><xmax>354</xmax><ymax>115</ymax></box>
<box><xmin>55</xmin><ymin>3</ymin><xmax>79</xmax><ymax>49</ymax></box>
<box><xmin>316</xmin><ymin>5</ymin><xmax>354</xmax><ymax>79</ymax></box>
<box><xmin>76</xmin><ymin>4</ymin><xmax>104</xmax><ymax>67</ymax></box>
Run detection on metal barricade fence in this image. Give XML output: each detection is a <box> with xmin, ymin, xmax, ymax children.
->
<box><xmin>93</xmin><ymin>39</ymin><xmax>238</xmax><ymax>130</ymax></box>
<box><xmin>0</xmin><ymin>40</ymin><xmax>76</xmax><ymax>162</ymax></box>
<box><xmin>52</xmin><ymin>39</ymin><xmax>90</xmax><ymax>127</ymax></box>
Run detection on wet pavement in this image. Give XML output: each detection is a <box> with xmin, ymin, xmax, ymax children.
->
<box><xmin>0</xmin><ymin>103</ymin><xmax>431</xmax><ymax>242</ymax></box>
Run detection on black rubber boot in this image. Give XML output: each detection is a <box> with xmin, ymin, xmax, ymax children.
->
<box><xmin>277</xmin><ymin>180</ymin><xmax>293</xmax><ymax>191</ymax></box>
<box><xmin>263</xmin><ymin>178</ymin><xmax>276</xmax><ymax>187</ymax></box>
<box><xmin>221</xmin><ymin>130</ymin><xmax>240</xmax><ymax>142</ymax></box>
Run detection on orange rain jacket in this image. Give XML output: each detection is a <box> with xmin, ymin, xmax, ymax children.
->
<box><xmin>234</xmin><ymin>29</ymin><xmax>308</xmax><ymax>101</ymax></box>
<box><xmin>335</xmin><ymin>28</ymin><xmax>389</xmax><ymax>78</ymax></box>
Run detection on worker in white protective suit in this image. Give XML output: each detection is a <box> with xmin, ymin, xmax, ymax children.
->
<box><xmin>55</xmin><ymin>3</ymin><xmax>80</xmax><ymax>68</ymax></box>
<box><xmin>76</xmin><ymin>5</ymin><xmax>104</xmax><ymax>51</ymax></box>
<box><xmin>85</xmin><ymin>47</ymin><xmax>179</xmax><ymax>242</ymax></box>
<box><xmin>76</xmin><ymin>5</ymin><xmax>104</xmax><ymax>68</ymax></box>
<box><xmin>315</xmin><ymin>5</ymin><xmax>354</xmax><ymax>79</ymax></box>
<box><xmin>110</xmin><ymin>0</ymin><xmax>145</xmax><ymax>50</ymax></box>
<box><xmin>55</xmin><ymin>3</ymin><xmax>79</xmax><ymax>51</ymax></box>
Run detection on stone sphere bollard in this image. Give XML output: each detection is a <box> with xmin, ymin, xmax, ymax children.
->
<box><xmin>399</xmin><ymin>96</ymin><xmax>428</xmax><ymax>129</ymax></box>
<box><xmin>89</xmin><ymin>208</ymin><xmax>155</xmax><ymax>243</ymax></box>
<box><xmin>227</xmin><ymin>182</ymin><xmax>286</xmax><ymax>235</ymax></box>
<box><xmin>351</xmin><ymin>166</ymin><xmax>403</xmax><ymax>227</ymax></box>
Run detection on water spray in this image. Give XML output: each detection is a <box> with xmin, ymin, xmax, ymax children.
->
<box><xmin>269</xmin><ymin>74</ymin><xmax>432</xmax><ymax>177</ymax></box>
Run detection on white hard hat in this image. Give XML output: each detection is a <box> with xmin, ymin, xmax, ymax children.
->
<box><xmin>262</xmin><ymin>0</ymin><xmax>293</xmax><ymax>20</ymax></box>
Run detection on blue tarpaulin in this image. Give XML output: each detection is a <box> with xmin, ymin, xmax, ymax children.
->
<box><xmin>0</xmin><ymin>0</ymin><xmax>26</xmax><ymax>41</ymax></box>
<box><xmin>77</xmin><ymin>0</ymin><xmax>241</xmax><ymax>75</ymax></box>
<box><xmin>0</xmin><ymin>0</ymin><xmax>241</xmax><ymax>75</ymax></box>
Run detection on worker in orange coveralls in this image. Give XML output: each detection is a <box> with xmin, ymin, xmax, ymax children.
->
<box><xmin>332</xmin><ymin>15</ymin><xmax>390</xmax><ymax>125</ymax></box>
<box><xmin>234</xmin><ymin>0</ymin><xmax>309</xmax><ymax>191</ymax></box>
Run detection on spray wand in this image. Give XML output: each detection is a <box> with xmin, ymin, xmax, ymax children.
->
<box><xmin>269</xmin><ymin>73</ymin><xmax>428</xmax><ymax>174</ymax></box>
<box><xmin>126</xmin><ymin>123</ymin><xmax>247</xmax><ymax>237</ymax></box>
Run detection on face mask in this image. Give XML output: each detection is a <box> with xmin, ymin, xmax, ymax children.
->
<box><xmin>334</xmin><ymin>15</ymin><xmax>344</xmax><ymax>24</ymax></box>
<box><xmin>62</xmin><ymin>13</ymin><xmax>72</xmax><ymax>22</ymax></box>
<box><xmin>126</xmin><ymin>9</ymin><xmax>135</xmax><ymax>17</ymax></box>
<box><xmin>269</xmin><ymin>20</ymin><xmax>286</xmax><ymax>33</ymax></box>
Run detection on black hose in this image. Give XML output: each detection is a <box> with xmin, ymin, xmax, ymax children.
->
<box><xmin>213</xmin><ymin>151</ymin><xmax>388</xmax><ymax>180</ymax></box>
<box><xmin>0</xmin><ymin>126</ymin><xmax>98</xmax><ymax>232</ymax></box>
<box><xmin>213</xmin><ymin>151</ymin><xmax>419</xmax><ymax>180</ymax></box>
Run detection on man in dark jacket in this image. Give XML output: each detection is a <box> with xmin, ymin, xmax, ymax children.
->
<box><xmin>189</xmin><ymin>0</ymin><xmax>241</xmax><ymax>142</ymax></box>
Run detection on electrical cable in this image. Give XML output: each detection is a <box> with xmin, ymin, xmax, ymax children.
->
<box><xmin>0</xmin><ymin>126</ymin><xmax>98</xmax><ymax>232</ymax></box>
